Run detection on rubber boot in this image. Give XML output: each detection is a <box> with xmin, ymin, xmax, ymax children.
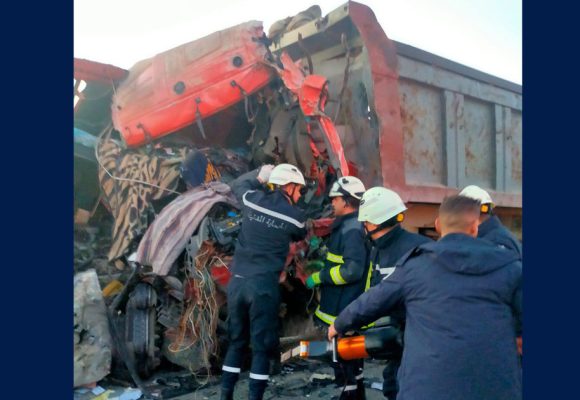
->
<box><xmin>338</xmin><ymin>387</ymin><xmax>359</xmax><ymax>400</ymax></box>
<box><xmin>248</xmin><ymin>378</ymin><xmax>268</xmax><ymax>400</ymax></box>
<box><xmin>356</xmin><ymin>379</ymin><xmax>366</xmax><ymax>400</ymax></box>
<box><xmin>220</xmin><ymin>371</ymin><xmax>239</xmax><ymax>400</ymax></box>
<box><xmin>220</xmin><ymin>388</ymin><xmax>234</xmax><ymax>400</ymax></box>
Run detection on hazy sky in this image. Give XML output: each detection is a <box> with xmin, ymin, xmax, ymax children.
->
<box><xmin>74</xmin><ymin>0</ymin><xmax>522</xmax><ymax>84</ymax></box>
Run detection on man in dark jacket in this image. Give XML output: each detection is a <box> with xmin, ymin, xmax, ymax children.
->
<box><xmin>221</xmin><ymin>163</ymin><xmax>307</xmax><ymax>400</ymax></box>
<box><xmin>329</xmin><ymin>195</ymin><xmax>522</xmax><ymax>400</ymax></box>
<box><xmin>305</xmin><ymin>176</ymin><xmax>368</xmax><ymax>400</ymax></box>
<box><xmin>460</xmin><ymin>185</ymin><xmax>522</xmax><ymax>259</ymax></box>
<box><xmin>356</xmin><ymin>187</ymin><xmax>431</xmax><ymax>400</ymax></box>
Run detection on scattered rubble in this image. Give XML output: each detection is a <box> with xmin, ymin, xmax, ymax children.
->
<box><xmin>74</xmin><ymin>270</ymin><xmax>113</xmax><ymax>387</ymax></box>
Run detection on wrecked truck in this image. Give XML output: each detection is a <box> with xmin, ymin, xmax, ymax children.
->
<box><xmin>73</xmin><ymin>1</ymin><xmax>522</xmax><ymax>385</ymax></box>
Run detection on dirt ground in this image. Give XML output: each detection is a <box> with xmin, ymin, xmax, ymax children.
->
<box><xmin>171</xmin><ymin>359</ymin><xmax>388</xmax><ymax>400</ymax></box>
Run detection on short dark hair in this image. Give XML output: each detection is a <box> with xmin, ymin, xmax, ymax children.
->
<box><xmin>439</xmin><ymin>195</ymin><xmax>481</xmax><ymax>231</ymax></box>
<box><xmin>344</xmin><ymin>196</ymin><xmax>361</xmax><ymax>209</ymax></box>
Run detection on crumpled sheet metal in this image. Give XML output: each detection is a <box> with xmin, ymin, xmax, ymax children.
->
<box><xmin>112</xmin><ymin>21</ymin><xmax>273</xmax><ymax>148</ymax></box>
<box><xmin>135</xmin><ymin>182</ymin><xmax>238</xmax><ymax>276</ymax></box>
<box><xmin>273</xmin><ymin>53</ymin><xmax>350</xmax><ymax>176</ymax></box>
<box><xmin>268</xmin><ymin>5</ymin><xmax>321</xmax><ymax>43</ymax></box>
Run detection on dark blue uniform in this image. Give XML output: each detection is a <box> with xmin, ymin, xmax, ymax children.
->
<box><xmin>315</xmin><ymin>213</ymin><xmax>368</xmax><ymax>324</ymax></box>
<box><xmin>313</xmin><ymin>212</ymin><xmax>368</xmax><ymax>399</ymax></box>
<box><xmin>479</xmin><ymin>215</ymin><xmax>522</xmax><ymax>260</ymax></box>
<box><xmin>222</xmin><ymin>169</ymin><xmax>306</xmax><ymax>399</ymax></box>
<box><xmin>366</xmin><ymin>225</ymin><xmax>431</xmax><ymax>399</ymax></box>
<box><xmin>335</xmin><ymin>233</ymin><xmax>523</xmax><ymax>400</ymax></box>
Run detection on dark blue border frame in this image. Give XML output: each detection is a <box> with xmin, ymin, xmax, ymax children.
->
<box><xmin>522</xmin><ymin>1</ymin><xmax>578</xmax><ymax>399</ymax></box>
<box><xmin>3</xmin><ymin>1</ymin><xmax>73</xmax><ymax>395</ymax></box>
<box><xmin>4</xmin><ymin>1</ymin><xmax>578</xmax><ymax>398</ymax></box>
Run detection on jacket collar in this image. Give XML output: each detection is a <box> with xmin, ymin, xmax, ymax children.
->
<box><xmin>372</xmin><ymin>224</ymin><xmax>404</xmax><ymax>248</ymax></box>
<box><xmin>331</xmin><ymin>211</ymin><xmax>358</xmax><ymax>230</ymax></box>
<box><xmin>478</xmin><ymin>215</ymin><xmax>502</xmax><ymax>237</ymax></box>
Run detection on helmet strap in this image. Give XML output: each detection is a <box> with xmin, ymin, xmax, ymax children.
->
<box><xmin>365</xmin><ymin>214</ymin><xmax>402</xmax><ymax>239</ymax></box>
<box><xmin>290</xmin><ymin>184</ymin><xmax>297</xmax><ymax>204</ymax></box>
<box><xmin>281</xmin><ymin>184</ymin><xmax>297</xmax><ymax>205</ymax></box>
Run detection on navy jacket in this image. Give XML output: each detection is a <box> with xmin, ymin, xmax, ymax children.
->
<box><xmin>315</xmin><ymin>212</ymin><xmax>368</xmax><ymax>324</ymax></box>
<box><xmin>369</xmin><ymin>225</ymin><xmax>432</xmax><ymax>287</ymax></box>
<box><xmin>479</xmin><ymin>215</ymin><xmax>522</xmax><ymax>260</ymax></box>
<box><xmin>229</xmin><ymin>169</ymin><xmax>306</xmax><ymax>277</ymax></box>
<box><xmin>368</xmin><ymin>225</ymin><xmax>432</xmax><ymax>324</ymax></box>
<box><xmin>335</xmin><ymin>233</ymin><xmax>522</xmax><ymax>400</ymax></box>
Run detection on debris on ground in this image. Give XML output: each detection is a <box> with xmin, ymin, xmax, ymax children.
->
<box><xmin>74</xmin><ymin>270</ymin><xmax>113</xmax><ymax>387</ymax></box>
<box><xmin>74</xmin><ymin>385</ymin><xmax>143</xmax><ymax>400</ymax></box>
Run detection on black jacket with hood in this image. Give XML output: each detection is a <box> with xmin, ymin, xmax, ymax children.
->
<box><xmin>479</xmin><ymin>215</ymin><xmax>522</xmax><ymax>260</ymax></box>
<box><xmin>335</xmin><ymin>233</ymin><xmax>522</xmax><ymax>400</ymax></box>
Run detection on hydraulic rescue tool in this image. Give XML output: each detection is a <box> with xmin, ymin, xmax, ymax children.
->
<box><xmin>281</xmin><ymin>326</ymin><xmax>402</xmax><ymax>363</ymax></box>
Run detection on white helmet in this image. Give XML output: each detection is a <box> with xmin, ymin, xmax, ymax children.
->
<box><xmin>268</xmin><ymin>163</ymin><xmax>305</xmax><ymax>186</ymax></box>
<box><xmin>329</xmin><ymin>176</ymin><xmax>366</xmax><ymax>199</ymax></box>
<box><xmin>459</xmin><ymin>185</ymin><xmax>494</xmax><ymax>207</ymax></box>
<box><xmin>358</xmin><ymin>187</ymin><xmax>407</xmax><ymax>225</ymax></box>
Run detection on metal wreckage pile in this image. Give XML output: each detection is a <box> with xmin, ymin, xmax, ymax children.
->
<box><xmin>73</xmin><ymin>5</ymin><xmax>360</xmax><ymax>396</ymax></box>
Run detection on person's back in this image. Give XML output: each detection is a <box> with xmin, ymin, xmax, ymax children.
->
<box><xmin>232</xmin><ymin>182</ymin><xmax>306</xmax><ymax>277</ymax></box>
<box><xmin>397</xmin><ymin>235</ymin><xmax>521</xmax><ymax>400</ymax></box>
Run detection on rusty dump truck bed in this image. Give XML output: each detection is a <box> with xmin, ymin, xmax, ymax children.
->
<box><xmin>271</xmin><ymin>1</ymin><xmax>521</xmax><ymax>208</ymax></box>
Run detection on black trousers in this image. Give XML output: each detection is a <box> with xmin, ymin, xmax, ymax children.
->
<box><xmin>382</xmin><ymin>358</ymin><xmax>401</xmax><ymax>399</ymax></box>
<box><xmin>314</xmin><ymin>317</ymin><xmax>365</xmax><ymax>399</ymax></box>
<box><xmin>333</xmin><ymin>358</ymin><xmax>365</xmax><ymax>399</ymax></box>
<box><xmin>222</xmin><ymin>273</ymin><xmax>280</xmax><ymax>380</ymax></box>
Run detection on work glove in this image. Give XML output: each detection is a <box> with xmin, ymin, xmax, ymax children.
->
<box><xmin>305</xmin><ymin>272</ymin><xmax>321</xmax><ymax>289</ymax></box>
<box><xmin>306</xmin><ymin>259</ymin><xmax>325</xmax><ymax>272</ymax></box>
<box><xmin>257</xmin><ymin>164</ymin><xmax>275</xmax><ymax>183</ymax></box>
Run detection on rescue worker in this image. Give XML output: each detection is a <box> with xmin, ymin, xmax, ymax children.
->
<box><xmin>305</xmin><ymin>176</ymin><xmax>368</xmax><ymax>400</ymax></box>
<box><xmin>356</xmin><ymin>187</ymin><xmax>431</xmax><ymax>400</ymax></box>
<box><xmin>460</xmin><ymin>184</ymin><xmax>523</xmax><ymax>357</ymax></box>
<box><xmin>221</xmin><ymin>163</ymin><xmax>307</xmax><ymax>400</ymax></box>
<box><xmin>329</xmin><ymin>195</ymin><xmax>523</xmax><ymax>400</ymax></box>
<box><xmin>459</xmin><ymin>185</ymin><xmax>522</xmax><ymax>259</ymax></box>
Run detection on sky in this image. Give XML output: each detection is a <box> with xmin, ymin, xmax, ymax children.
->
<box><xmin>74</xmin><ymin>0</ymin><xmax>522</xmax><ymax>84</ymax></box>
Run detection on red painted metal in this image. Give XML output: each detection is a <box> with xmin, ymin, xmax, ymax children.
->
<box><xmin>349</xmin><ymin>3</ymin><xmax>405</xmax><ymax>193</ymax></box>
<box><xmin>275</xmin><ymin>52</ymin><xmax>350</xmax><ymax>176</ymax></box>
<box><xmin>111</xmin><ymin>21</ymin><xmax>275</xmax><ymax>148</ymax></box>
<box><xmin>317</xmin><ymin>116</ymin><xmax>350</xmax><ymax>176</ymax></box>
<box><xmin>74</xmin><ymin>58</ymin><xmax>128</xmax><ymax>84</ymax></box>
